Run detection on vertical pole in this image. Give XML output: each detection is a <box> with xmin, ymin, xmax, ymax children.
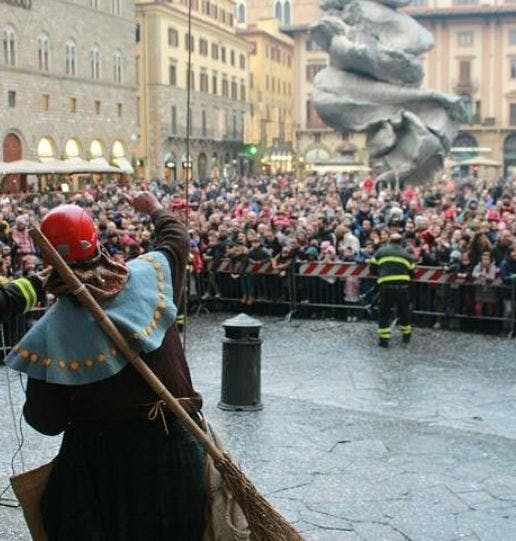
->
<box><xmin>183</xmin><ymin>0</ymin><xmax>193</xmax><ymax>349</ymax></box>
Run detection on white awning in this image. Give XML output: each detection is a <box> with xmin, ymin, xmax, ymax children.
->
<box><xmin>0</xmin><ymin>159</ymin><xmax>124</xmax><ymax>175</ymax></box>
<box><xmin>37</xmin><ymin>159</ymin><xmax>72</xmax><ymax>174</ymax></box>
<box><xmin>64</xmin><ymin>158</ymin><xmax>101</xmax><ymax>173</ymax></box>
<box><xmin>451</xmin><ymin>156</ymin><xmax>501</xmax><ymax>168</ymax></box>
<box><xmin>313</xmin><ymin>164</ymin><xmax>371</xmax><ymax>174</ymax></box>
<box><xmin>113</xmin><ymin>157</ymin><xmax>134</xmax><ymax>174</ymax></box>
<box><xmin>89</xmin><ymin>157</ymin><xmax>123</xmax><ymax>173</ymax></box>
<box><xmin>0</xmin><ymin>160</ymin><xmax>53</xmax><ymax>175</ymax></box>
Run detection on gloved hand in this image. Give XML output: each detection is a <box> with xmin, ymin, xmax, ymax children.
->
<box><xmin>126</xmin><ymin>191</ymin><xmax>162</xmax><ymax>215</ymax></box>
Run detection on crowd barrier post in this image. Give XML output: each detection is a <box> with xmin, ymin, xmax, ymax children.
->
<box><xmin>0</xmin><ymin>308</ymin><xmax>48</xmax><ymax>365</ymax></box>
<box><xmin>284</xmin><ymin>266</ymin><xmax>296</xmax><ymax>321</ymax></box>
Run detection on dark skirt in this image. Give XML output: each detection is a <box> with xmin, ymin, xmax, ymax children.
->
<box><xmin>41</xmin><ymin>417</ymin><xmax>206</xmax><ymax>541</ymax></box>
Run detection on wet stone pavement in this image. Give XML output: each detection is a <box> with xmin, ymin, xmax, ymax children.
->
<box><xmin>1</xmin><ymin>315</ymin><xmax>516</xmax><ymax>541</ymax></box>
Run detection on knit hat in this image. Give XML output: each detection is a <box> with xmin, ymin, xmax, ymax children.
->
<box><xmin>486</xmin><ymin>210</ymin><xmax>500</xmax><ymax>222</ymax></box>
<box><xmin>305</xmin><ymin>246</ymin><xmax>319</xmax><ymax>259</ymax></box>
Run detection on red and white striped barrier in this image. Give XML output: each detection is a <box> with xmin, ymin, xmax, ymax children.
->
<box><xmin>215</xmin><ymin>260</ymin><xmax>283</xmax><ymax>275</ymax></box>
<box><xmin>299</xmin><ymin>262</ymin><xmax>370</xmax><ymax>279</ymax></box>
<box><xmin>212</xmin><ymin>259</ymin><xmax>505</xmax><ymax>286</ymax></box>
<box><xmin>298</xmin><ymin>262</ymin><xmax>504</xmax><ymax>286</ymax></box>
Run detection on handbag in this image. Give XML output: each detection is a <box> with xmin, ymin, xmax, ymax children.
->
<box><xmin>9</xmin><ymin>421</ymin><xmax>252</xmax><ymax>541</ymax></box>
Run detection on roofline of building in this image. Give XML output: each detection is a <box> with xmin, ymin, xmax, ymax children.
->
<box><xmin>280</xmin><ymin>6</ymin><xmax>516</xmax><ymax>27</ymax></box>
<box><xmin>236</xmin><ymin>25</ymin><xmax>294</xmax><ymax>47</ymax></box>
<box><xmin>281</xmin><ymin>24</ymin><xmax>311</xmax><ymax>36</ymax></box>
<box><xmin>403</xmin><ymin>5</ymin><xmax>516</xmax><ymax>20</ymax></box>
<box><xmin>135</xmin><ymin>1</ymin><xmax>250</xmax><ymax>47</ymax></box>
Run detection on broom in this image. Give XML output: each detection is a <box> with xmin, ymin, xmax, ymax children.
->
<box><xmin>30</xmin><ymin>227</ymin><xmax>303</xmax><ymax>541</ymax></box>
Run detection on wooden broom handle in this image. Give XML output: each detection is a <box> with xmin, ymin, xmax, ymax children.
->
<box><xmin>30</xmin><ymin>228</ymin><xmax>224</xmax><ymax>462</ymax></box>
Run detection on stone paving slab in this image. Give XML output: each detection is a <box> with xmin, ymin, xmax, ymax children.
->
<box><xmin>1</xmin><ymin>315</ymin><xmax>516</xmax><ymax>540</ymax></box>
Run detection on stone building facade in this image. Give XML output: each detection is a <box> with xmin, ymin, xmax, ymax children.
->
<box><xmin>238</xmin><ymin>0</ymin><xmax>516</xmax><ymax>179</ymax></box>
<box><xmin>235</xmin><ymin>0</ymin><xmax>368</xmax><ymax>175</ymax></box>
<box><xmin>135</xmin><ymin>0</ymin><xmax>249</xmax><ymax>181</ymax></box>
<box><xmin>0</xmin><ymin>0</ymin><xmax>138</xmax><ymax>190</ymax></box>
<box><xmin>237</xmin><ymin>19</ymin><xmax>296</xmax><ymax>175</ymax></box>
<box><xmin>405</xmin><ymin>1</ymin><xmax>516</xmax><ymax>178</ymax></box>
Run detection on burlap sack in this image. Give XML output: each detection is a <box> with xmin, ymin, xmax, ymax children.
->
<box><xmin>203</xmin><ymin>423</ymin><xmax>253</xmax><ymax>541</ymax></box>
<box><xmin>10</xmin><ymin>461</ymin><xmax>52</xmax><ymax>541</ymax></box>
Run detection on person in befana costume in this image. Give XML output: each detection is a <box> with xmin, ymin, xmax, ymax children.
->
<box><xmin>4</xmin><ymin>193</ymin><xmax>206</xmax><ymax>541</ymax></box>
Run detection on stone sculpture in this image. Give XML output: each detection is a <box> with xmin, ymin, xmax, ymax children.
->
<box><xmin>312</xmin><ymin>0</ymin><xmax>467</xmax><ymax>184</ymax></box>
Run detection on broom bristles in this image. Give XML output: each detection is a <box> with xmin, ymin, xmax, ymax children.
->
<box><xmin>215</xmin><ymin>454</ymin><xmax>304</xmax><ymax>541</ymax></box>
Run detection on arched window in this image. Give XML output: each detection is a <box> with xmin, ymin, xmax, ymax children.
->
<box><xmin>274</xmin><ymin>1</ymin><xmax>282</xmax><ymax>22</ymax></box>
<box><xmin>452</xmin><ymin>132</ymin><xmax>478</xmax><ymax>161</ymax></box>
<box><xmin>452</xmin><ymin>132</ymin><xmax>478</xmax><ymax>149</ymax></box>
<box><xmin>503</xmin><ymin>133</ymin><xmax>516</xmax><ymax>173</ymax></box>
<box><xmin>37</xmin><ymin>137</ymin><xmax>56</xmax><ymax>161</ymax></box>
<box><xmin>90</xmin><ymin>44</ymin><xmax>101</xmax><ymax>79</ymax></box>
<box><xmin>3</xmin><ymin>26</ymin><xmax>16</xmax><ymax>66</ymax></box>
<box><xmin>90</xmin><ymin>139</ymin><xmax>105</xmax><ymax>159</ymax></box>
<box><xmin>237</xmin><ymin>2</ymin><xmax>246</xmax><ymax>23</ymax></box>
<box><xmin>112</xmin><ymin>140</ymin><xmax>125</xmax><ymax>158</ymax></box>
<box><xmin>504</xmin><ymin>133</ymin><xmax>516</xmax><ymax>154</ymax></box>
<box><xmin>283</xmin><ymin>1</ymin><xmax>291</xmax><ymax>25</ymax></box>
<box><xmin>65</xmin><ymin>139</ymin><xmax>81</xmax><ymax>159</ymax></box>
<box><xmin>66</xmin><ymin>40</ymin><xmax>77</xmax><ymax>76</ymax></box>
<box><xmin>38</xmin><ymin>33</ymin><xmax>50</xmax><ymax>71</ymax></box>
<box><xmin>113</xmin><ymin>51</ymin><xmax>122</xmax><ymax>84</ymax></box>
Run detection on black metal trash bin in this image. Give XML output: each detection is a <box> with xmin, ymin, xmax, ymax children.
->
<box><xmin>218</xmin><ymin>313</ymin><xmax>263</xmax><ymax>411</ymax></box>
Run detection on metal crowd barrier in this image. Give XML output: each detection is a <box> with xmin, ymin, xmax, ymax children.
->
<box><xmin>192</xmin><ymin>259</ymin><xmax>516</xmax><ymax>335</ymax></box>
<box><xmin>189</xmin><ymin>259</ymin><xmax>293</xmax><ymax>315</ymax></box>
<box><xmin>0</xmin><ymin>308</ymin><xmax>47</xmax><ymax>364</ymax></box>
<box><xmin>2</xmin><ymin>267</ymin><xmax>514</xmax><ymax>348</ymax></box>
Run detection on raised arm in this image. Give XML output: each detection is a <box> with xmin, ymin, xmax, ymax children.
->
<box><xmin>127</xmin><ymin>192</ymin><xmax>190</xmax><ymax>303</ymax></box>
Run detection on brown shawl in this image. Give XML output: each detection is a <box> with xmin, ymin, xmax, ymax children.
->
<box><xmin>46</xmin><ymin>247</ymin><xmax>129</xmax><ymax>302</ymax></box>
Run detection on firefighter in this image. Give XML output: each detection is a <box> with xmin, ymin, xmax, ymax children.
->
<box><xmin>370</xmin><ymin>233</ymin><xmax>415</xmax><ymax>347</ymax></box>
<box><xmin>0</xmin><ymin>275</ymin><xmax>47</xmax><ymax>323</ymax></box>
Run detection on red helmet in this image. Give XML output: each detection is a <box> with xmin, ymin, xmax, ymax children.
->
<box><xmin>41</xmin><ymin>205</ymin><xmax>98</xmax><ymax>263</ymax></box>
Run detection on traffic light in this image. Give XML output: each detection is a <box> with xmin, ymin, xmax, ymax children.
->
<box><xmin>244</xmin><ymin>144</ymin><xmax>258</xmax><ymax>157</ymax></box>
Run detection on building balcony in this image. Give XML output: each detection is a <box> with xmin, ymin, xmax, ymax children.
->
<box><xmin>166</xmin><ymin>127</ymin><xmax>243</xmax><ymax>142</ymax></box>
<box><xmin>482</xmin><ymin>117</ymin><xmax>496</xmax><ymax>127</ymax></box>
<box><xmin>453</xmin><ymin>79</ymin><xmax>479</xmax><ymax>95</ymax></box>
<box><xmin>457</xmin><ymin>117</ymin><xmax>501</xmax><ymax>131</ymax></box>
<box><xmin>222</xmin><ymin>133</ymin><xmax>244</xmax><ymax>142</ymax></box>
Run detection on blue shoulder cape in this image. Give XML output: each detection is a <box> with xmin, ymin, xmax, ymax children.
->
<box><xmin>4</xmin><ymin>251</ymin><xmax>177</xmax><ymax>385</ymax></box>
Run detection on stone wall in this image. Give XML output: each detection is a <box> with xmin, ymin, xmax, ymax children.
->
<box><xmin>0</xmin><ymin>0</ymin><xmax>137</xmax><ymax>162</ymax></box>
<box><xmin>145</xmin><ymin>84</ymin><xmax>247</xmax><ymax>179</ymax></box>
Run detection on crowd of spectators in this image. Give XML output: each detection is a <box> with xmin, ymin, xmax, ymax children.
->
<box><xmin>0</xmin><ymin>173</ymin><xmax>515</xmax><ymax>318</ymax></box>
